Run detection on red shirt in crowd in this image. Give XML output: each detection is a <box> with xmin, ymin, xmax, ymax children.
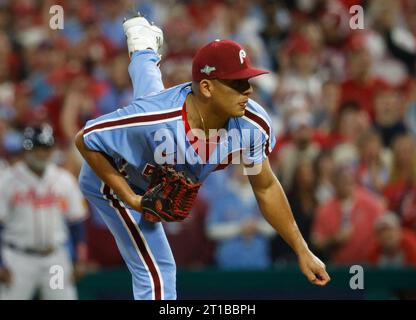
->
<box><xmin>383</xmin><ymin>180</ymin><xmax>414</xmax><ymax>215</ymax></box>
<box><xmin>368</xmin><ymin>229</ymin><xmax>416</xmax><ymax>267</ymax></box>
<box><xmin>312</xmin><ymin>187</ymin><xmax>385</xmax><ymax>264</ymax></box>
<box><xmin>339</xmin><ymin>77</ymin><xmax>387</xmax><ymax>119</ymax></box>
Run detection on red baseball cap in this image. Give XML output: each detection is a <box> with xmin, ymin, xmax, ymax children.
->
<box><xmin>192</xmin><ymin>39</ymin><xmax>269</xmax><ymax>82</ymax></box>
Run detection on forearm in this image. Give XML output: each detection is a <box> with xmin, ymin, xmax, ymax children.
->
<box><xmin>75</xmin><ymin>130</ymin><xmax>141</xmax><ymax>210</ymax></box>
<box><xmin>254</xmin><ymin>178</ymin><xmax>309</xmax><ymax>256</ymax></box>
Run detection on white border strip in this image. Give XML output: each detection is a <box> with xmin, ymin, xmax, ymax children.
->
<box><xmin>84</xmin><ymin>107</ymin><xmax>183</xmax><ymax>130</ymax></box>
<box><xmin>84</xmin><ymin>115</ymin><xmax>182</xmax><ymax>138</ymax></box>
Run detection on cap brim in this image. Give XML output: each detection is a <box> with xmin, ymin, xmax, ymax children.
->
<box><xmin>220</xmin><ymin>67</ymin><xmax>269</xmax><ymax>80</ymax></box>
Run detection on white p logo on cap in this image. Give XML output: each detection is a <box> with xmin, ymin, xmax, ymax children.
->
<box><xmin>239</xmin><ymin>49</ymin><xmax>246</xmax><ymax>64</ymax></box>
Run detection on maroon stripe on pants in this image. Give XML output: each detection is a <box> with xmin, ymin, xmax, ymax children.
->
<box><xmin>103</xmin><ymin>185</ymin><xmax>162</xmax><ymax>300</ymax></box>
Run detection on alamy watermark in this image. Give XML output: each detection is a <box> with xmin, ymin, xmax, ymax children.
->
<box><xmin>49</xmin><ymin>265</ymin><xmax>64</xmax><ymax>290</ymax></box>
<box><xmin>49</xmin><ymin>5</ymin><xmax>64</xmax><ymax>30</ymax></box>
<box><xmin>349</xmin><ymin>5</ymin><xmax>364</xmax><ymax>30</ymax></box>
<box><xmin>349</xmin><ymin>265</ymin><xmax>364</xmax><ymax>290</ymax></box>
<box><xmin>47</xmin><ymin>3</ymin><xmax>365</xmax><ymax>34</ymax></box>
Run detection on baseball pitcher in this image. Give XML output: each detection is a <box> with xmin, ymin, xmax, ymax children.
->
<box><xmin>75</xmin><ymin>14</ymin><xmax>330</xmax><ymax>300</ymax></box>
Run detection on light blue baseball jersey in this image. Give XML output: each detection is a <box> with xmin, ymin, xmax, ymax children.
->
<box><xmin>82</xmin><ymin>75</ymin><xmax>276</xmax><ymax>195</ymax></box>
<box><xmin>78</xmin><ymin>49</ymin><xmax>276</xmax><ymax>300</ymax></box>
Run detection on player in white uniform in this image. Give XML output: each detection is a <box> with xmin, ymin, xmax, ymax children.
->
<box><xmin>0</xmin><ymin>124</ymin><xmax>87</xmax><ymax>300</ymax></box>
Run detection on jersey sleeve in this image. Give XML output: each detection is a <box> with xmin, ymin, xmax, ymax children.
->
<box><xmin>82</xmin><ymin>103</ymin><xmax>150</xmax><ymax>167</ymax></box>
<box><xmin>242</xmin><ymin>101</ymin><xmax>276</xmax><ymax>165</ymax></box>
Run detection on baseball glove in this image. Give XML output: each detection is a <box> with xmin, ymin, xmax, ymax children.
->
<box><xmin>141</xmin><ymin>165</ymin><xmax>201</xmax><ymax>222</ymax></box>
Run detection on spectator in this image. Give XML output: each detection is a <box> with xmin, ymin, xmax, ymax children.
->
<box><xmin>383</xmin><ymin>134</ymin><xmax>416</xmax><ymax>216</ymax></box>
<box><xmin>316</xmin><ymin>8</ymin><xmax>348</xmax><ymax>82</ymax></box>
<box><xmin>325</xmin><ymin>101</ymin><xmax>371</xmax><ymax>149</ymax></box>
<box><xmin>314</xmin><ymin>150</ymin><xmax>335</xmax><ymax>204</ymax></box>
<box><xmin>405</xmin><ymin>79</ymin><xmax>416</xmax><ymax>137</ymax></box>
<box><xmin>1</xmin><ymin>128</ymin><xmax>24</xmax><ymax>167</ymax></box>
<box><xmin>259</xmin><ymin>0</ymin><xmax>290</xmax><ymax>71</ymax></box>
<box><xmin>368</xmin><ymin>212</ymin><xmax>416</xmax><ymax>267</ymax></box>
<box><xmin>373</xmin><ymin>85</ymin><xmax>407</xmax><ymax>147</ymax></box>
<box><xmin>366</xmin><ymin>0</ymin><xmax>409</xmax><ymax>84</ymax></box>
<box><xmin>356</xmin><ymin>129</ymin><xmax>391</xmax><ymax>195</ymax></box>
<box><xmin>98</xmin><ymin>0</ymin><xmax>127</xmax><ymax>50</ymax></box>
<box><xmin>44</xmin><ymin>69</ymin><xmax>94</xmax><ymax>146</ymax></box>
<box><xmin>313</xmin><ymin>80</ymin><xmax>341</xmax><ymax>132</ymax></box>
<box><xmin>276</xmin><ymin>34</ymin><xmax>322</xmax><ymax>114</ymax></box>
<box><xmin>96</xmin><ymin>52</ymin><xmax>132</xmax><ymax>115</ymax></box>
<box><xmin>59</xmin><ymin>72</ymin><xmax>100</xmax><ymax>176</ymax></box>
<box><xmin>277</xmin><ymin>111</ymin><xmax>321</xmax><ymax>190</ymax></box>
<box><xmin>206</xmin><ymin>165</ymin><xmax>275</xmax><ymax>270</ymax></box>
<box><xmin>271</xmin><ymin>160</ymin><xmax>318</xmax><ymax>264</ymax></box>
<box><xmin>401</xmin><ymin>187</ymin><xmax>416</xmax><ymax>232</ymax></box>
<box><xmin>339</xmin><ymin>33</ymin><xmax>389</xmax><ymax>120</ymax></box>
<box><xmin>311</xmin><ymin>163</ymin><xmax>385</xmax><ymax>265</ymax></box>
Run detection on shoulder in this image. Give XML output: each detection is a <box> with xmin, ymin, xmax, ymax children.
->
<box><xmin>84</xmin><ymin>83</ymin><xmax>191</xmax><ymax>133</ymax></box>
<box><xmin>245</xmin><ymin>99</ymin><xmax>272</xmax><ymax>122</ymax></box>
<box><xmin>132</xmin><ymin>82</ymin><xmax>191</xmax><ymax>112</ymax></box>
<box><xmin>237</xmin><ymin>99</ymin><xmax>273</xmax><ymax>133</ymax></box>
<box><xmin>0</xmin><ymin>163</ymin><xmax>25</xmax><ymax>193</ymax></box>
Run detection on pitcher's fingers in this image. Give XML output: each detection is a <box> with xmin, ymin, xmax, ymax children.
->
<box><xmin>312</xmin><ymin>278</ymin><xmax>328</xmax><ymax>286</ymax></box>
<box><xmin>314</xmin><ymin>269</ymin><xmax>331</xmax><ymax>286</ymax></box>
<box><xmin>303</xmin><ymin>267</ymin><xmax>318</xmax><ymax>283</ymax></box>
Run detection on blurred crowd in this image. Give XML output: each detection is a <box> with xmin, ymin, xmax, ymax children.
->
<box><xmin>1</xmin><ymin>0</ymin><xmax>416</xmax><ymax>279</ymax></box>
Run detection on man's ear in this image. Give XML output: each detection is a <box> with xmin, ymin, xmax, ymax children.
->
<box><xmin>199</xmin><ymin>79</ymin><xmax>214</xmax><ymax>98</ymax></box>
